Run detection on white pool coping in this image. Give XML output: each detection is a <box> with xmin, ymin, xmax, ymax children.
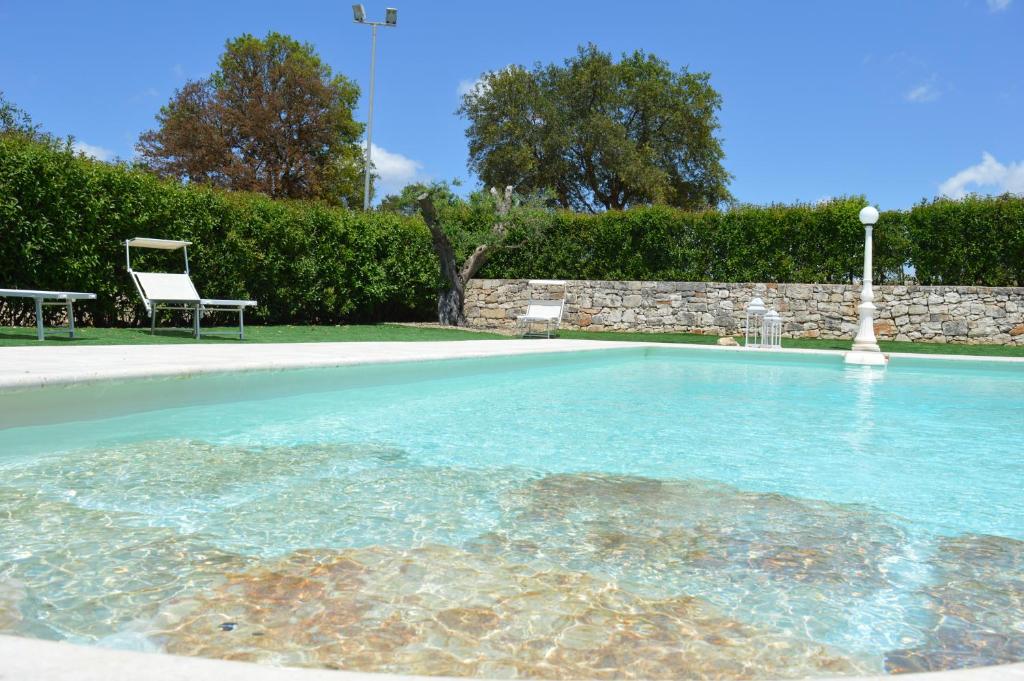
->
<box><xmin>0</xmin><ymin>338</ymin><xmax>1021</xmax><ymax>390</ymax></box>
<box><xmin>1</xmin><ymin>339</ymin><xmax>1022</xmax><ymax>681</ymax></box>
<box><xmin>1</xmin><ymin>634</ymin><xmax>1022</xmax><ymax>681</ymax></box>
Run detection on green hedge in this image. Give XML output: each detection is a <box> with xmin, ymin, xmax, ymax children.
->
<box><xmin>475</xmin><ymin>199</ymin><xmax>912</xmax><ymax>284</ymax></box>
<box><xmin>2</xmin><ymin>136</ymin><xmax>1022</xmax><ymax>329</ymax></box>
<box><xmin>473</xmin><ymin>196</ymin><xmax>1022</xmax><ymax>287</ymax></box>
<box><xmin>904</xmin><ymin>194</ymin><xmax>1024</xmax><ymax>286</ymax></box>
<box><xmin>0</xmin><ymin>135</ymin><xmax>439</xmax><ymax>325</ymax></box>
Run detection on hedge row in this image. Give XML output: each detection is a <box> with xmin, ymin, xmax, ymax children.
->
<box><xmin>0</xmin><ymin>135</ymin><xmax>439</xmax><ymax>325</ymax></box>
<box><xmin>471</xmin><ymin>196</ymin><xmax>1024</xmax><ymax>287</ymax></box>
<box><xmin>473</xmin><ymin>199</ymin><xmax>909</xmax><ymax>284</ymax></box>
<box><xmin>2</xmin><ymin>136</ymin><xmax>1022</xmax><ymax>328</ymax></box>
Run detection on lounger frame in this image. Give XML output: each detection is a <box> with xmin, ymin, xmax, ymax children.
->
<box><xmin>0</xmin><ymin>289</ymin><xmax>97</xmax><ymax>341</ymax></box>
<box><xmin>125</xmin><ymin>238</ymin><xmax>256</xmax><ymax>340</ymax></box>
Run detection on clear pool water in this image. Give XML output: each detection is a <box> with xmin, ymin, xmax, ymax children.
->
<box><xmin>1</xmin><ymin>348</ymin><xmax>1022</xmax><ymax>678</ymax></box>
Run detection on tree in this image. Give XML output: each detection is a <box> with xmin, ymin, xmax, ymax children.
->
<box><xmin>379</xmin><ymin>181</ymin><xmax>460</xmax><ymax>216</ymax></box>
<box><xmin>0</xmin><ymin>92</ymin><xmax>42</xmax><ymax>139</ymax></box>
<box><xmin>459</xmin><ymin>44</ymin><xmax>732</xmax><ymax>212</ymax></box>
<box><xmin>418</xmin><ymin>187</ymin><xmax>514</xmax><ymax>325</ymax></box>
<box><xmin>137</xmin><ymin>32</ymin><xmax>366</xmax><ymax>206</ymax></box>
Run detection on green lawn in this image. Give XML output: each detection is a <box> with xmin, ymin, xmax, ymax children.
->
<box><xmin>0</xmin><ymin>324</ymin><xmax>504</xmax><ymax>346</ymax></box>
<box><xmin>558</xmin><ymin>329</ymin><xmax>1024</xmax><ymax>357</ymax></box>
<box><xmin>2</xmin><ymin>324</ymin><xmax>1021</xmax><ymax>357</ymax></box>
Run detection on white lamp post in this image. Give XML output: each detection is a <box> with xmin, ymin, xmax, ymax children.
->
<box><xmin>353</xmin><ymin>5</ymin><xmax>398</xmax><ymax>210</ymax></box>
<box><xmin>845</xmin><ymin>205</ymin><xmax>888</xmax><ymax>366</ymax></box>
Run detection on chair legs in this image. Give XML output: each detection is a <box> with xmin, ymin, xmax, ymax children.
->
<box><xmin>34</xmin><ymin>298</ymin><xmax>44</xmax><ymax>341</ymax></box>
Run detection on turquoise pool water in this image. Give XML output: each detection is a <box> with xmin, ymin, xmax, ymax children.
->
<box><xmin>1</xmin><ymin>348</ymin><xmax>1022</xmax><ymax>678</ymax></box>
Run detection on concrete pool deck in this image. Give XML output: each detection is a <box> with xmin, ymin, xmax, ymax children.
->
<box><xmin>1</xmin><ymin>338</ymin><xmax>1022</xmax><ymax>390</ymax></box>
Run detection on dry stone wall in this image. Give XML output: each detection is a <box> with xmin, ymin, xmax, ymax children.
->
<box><xmin>465</xmin><ymin>279</ymin><xmax>1024</xmax><ymax>345</ymax></box>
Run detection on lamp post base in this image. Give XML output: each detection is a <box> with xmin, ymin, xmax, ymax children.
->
<box><xmin>851</xmin><ymin>339</ymin><xmax>881</xmax><ymax>353</ymax></box>
<box><xmin>844</xmin><ymin>350</ymin><xmax>888</xmax><ymax>366</ymax></box>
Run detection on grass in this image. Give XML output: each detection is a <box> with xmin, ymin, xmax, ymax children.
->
<box><xmin>2</xmin><ymin>324</ymin><xmax>1020</xmax><ymax>357</ymax></box>
<box><xmin>0</xmin><ymin>324</ymin><xmax>504</xmax><ymax>346</ymax></box>
<box><xmin>558</xmin><ymin>329</ymin><xmax>1024</xmax><ymax>357</ymax></box>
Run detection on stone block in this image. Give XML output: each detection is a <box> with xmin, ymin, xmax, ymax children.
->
<box><xmin>942</xmin><ymin>320</ymin><xmax>969</xmax><ymax>336</ymax></box>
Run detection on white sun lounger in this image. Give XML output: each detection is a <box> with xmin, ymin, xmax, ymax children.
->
<box><xmin>0</xmin><ymin>288</ymin><xmax>97</xmax><ymax>341</ymax></box>
<box><xmin>516</xmin><ymin>280</ymin><xmax>566</xmax><ymax>338</ymax></box>
<box><xmin>125</xmin><ymin>238</ymin><xmax>256</xmax><ymax>339</ymax></box>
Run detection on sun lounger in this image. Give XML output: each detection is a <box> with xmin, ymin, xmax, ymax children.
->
<box><xmin>125</xmin><ymin>238</ymin><xmax>256</xmax><ymax>339</ymax></box>
<box><xmin>516</xmin><ymin>280</ymin><xmax>567</xmax><ymax>338</ymax></box>
<box><xmin>0</xmin><ymin>288</ymin><xmax>96</xmax><ymax>341</ymax></box>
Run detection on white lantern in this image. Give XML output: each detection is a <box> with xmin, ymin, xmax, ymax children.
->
<box><xmin>762</xmin><ymin>309</ymin><xmax>782</xmax><ymax>349</ymax></box>
<box><xmin>745</xmin><ymin>297</ymin><xmax>766</xmax><ymax>348</ymax></box>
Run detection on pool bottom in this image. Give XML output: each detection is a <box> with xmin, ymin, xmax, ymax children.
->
<box><xmin>2</xmin><ymin>439</ymin><xmax>1022</xmax><ymax>679</ymax></box>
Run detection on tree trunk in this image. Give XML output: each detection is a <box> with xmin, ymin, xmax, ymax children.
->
<box><xmin>418</xmin><ymin>192</ymin><xmax>465</xmax><ymax>326</ymax></box>
<box><xmin>418</xmin><ymin>187</ymin><xmax>513</xmax><ymax>327</ymax></box>
<box><xmin>437</xmin><ymin>282</ymin><xmax>465</xmax><ymax>326</ymax></box>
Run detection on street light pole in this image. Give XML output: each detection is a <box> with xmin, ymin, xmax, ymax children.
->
<box><xmin>845</xmin><ymin>205</ymin><xmax>888</xmax><ymax>366</ymax></box>
<box><xmin>363</xmin><ymin>23</ymin><xmax>377</xmax><ymax>210</ymax></box>
<box><xmin>352</xmin><ymin>5</ymin><xmax>397</xmax><ymax>211</ymax></box>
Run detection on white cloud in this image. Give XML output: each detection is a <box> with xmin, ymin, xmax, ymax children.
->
<box><xmin>939</xmin><ymin>152</ymin><xmax>1024</xmax><ymax>199</ymax></box>
<box><xmin>370</xmin><ymin>143</ymin><xmax>425</xmax><ymax>195</ymax></box>
<box><xmin>72</xmin><ymin>141</ymin><xmax>115</xmax><ymax>162</ymax></box>
<box><xmin>457</xmin><ymin>66</ymin><xmax>519</xmax><ymax>99</ymax></box>
<box><xmin>905</xmin><ymin>78</ymin><xmax>941</xmax><ymax>103</ymax></box>
<box><xmin>987</xmin><ymin>0</ymin><xmax>1011</xmax><ymax>11</ymax></box>
<box><xmin>456</xmin><ymin>77</ymin><xmax>482</xmax><ymax>97</ymax></box>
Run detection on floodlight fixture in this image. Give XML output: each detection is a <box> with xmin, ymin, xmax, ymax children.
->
<box><xmin>385</xmin><ymin>7</ymin><xmax>398</xmax><ymax>25</ymax></box>
<box><xmin>352</xmin><ymin>4</ymin><xmax>366</xmax><ymax>22</ymax></box>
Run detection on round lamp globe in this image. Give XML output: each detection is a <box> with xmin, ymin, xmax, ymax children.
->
<box><xmin>859</xmin><ymin>206</ymin><xmax>879</xmax><ymax>226</ymax></box>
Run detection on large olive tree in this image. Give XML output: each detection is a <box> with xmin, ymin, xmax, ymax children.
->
<box><xmin>459</xmin><ymin>44</ymin><xmax>732</xmax><ymax>212</ymax></box>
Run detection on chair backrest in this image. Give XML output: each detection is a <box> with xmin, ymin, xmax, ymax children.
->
<box><xmin>133</xmin><ymin>272</ymin><xmax>200</xmax><ymax>302</ymax></box>
<box><xmin>525</xmin><ymin>299</ymin><xmax>564</xmax><ymax>322</ymax></box>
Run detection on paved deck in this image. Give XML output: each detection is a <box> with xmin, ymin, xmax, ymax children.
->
<box><xmin>0</xmin><ymin>339</ymin><xmax>652</xmax><ymax>390</ymax></box>
<box><xmin>2</xmin><ymin>339</ymin><xmax>1021</xmax><ymax>391</ymax></box>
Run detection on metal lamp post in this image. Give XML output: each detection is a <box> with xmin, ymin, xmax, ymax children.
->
<box><xmin>845</xmin><ymin>205</ymin><xmax>888</xmax><ymax>366</ymax></box>
<box><xmin>352</xmin><ymin>4</ymin><xmax>397</xmax><ymax>210</ymax></box>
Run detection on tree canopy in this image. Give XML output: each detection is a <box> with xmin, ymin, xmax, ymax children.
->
<box><xmin>379</xmin><ymin>181</ymin><xmax>461</xmax><ymax>216</ymax></box>
<box><xmin>0</xmin><ymin>92</ymin><xmax>42</xmax><ymax>139</ymax></box>
<box><xmin>137</xmin><ymin>32</ymin><xmax>366</xmax><ymax>206</ymax></box>
<box><xmin>459</xmin><ymin>44</ymin><xmax>732</xmax><ymax>212</ymax></box>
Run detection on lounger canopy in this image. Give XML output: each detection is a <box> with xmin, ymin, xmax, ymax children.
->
<box><xmin>125</xmin><ymin>238</ymin><xmax>256</xmax><ymax>339</ymax></box>
<box><xmin>0</xmin><ymin>288</ymin><xmax>96</xmax><ymax>341</ymax></box>
<box><xmin>125</xmin><ymin>237</ymin><xmax>192</xmax><ymax>250</ymax></box>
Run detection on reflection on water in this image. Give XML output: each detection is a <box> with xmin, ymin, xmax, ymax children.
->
<box><xmin>0</xmin><ymin>438</ymin><xmax>1022</xmax><ymax>678</ymax></box>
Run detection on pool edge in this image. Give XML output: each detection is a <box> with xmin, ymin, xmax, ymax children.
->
<box><xmin>2</xmin><ymin>634</ymin><xmax>1022</xmax><ymax>681</ymax></box>
<box><xmin>2</xmin><ymin>339</ymin><xmax>1021</xmax><ymax>391</ymax></box>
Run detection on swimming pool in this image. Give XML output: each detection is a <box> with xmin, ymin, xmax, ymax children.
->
<box><xmin>1</xmin><ymin>347</ymin><xmax>1022</xmax><ymax>678</ymax></box>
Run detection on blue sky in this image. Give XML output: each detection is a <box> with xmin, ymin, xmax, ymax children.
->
<box><xmin>1</xmin><ymin>0</ymin><xmax>1021</xmax><ymax>208</ymax></box>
